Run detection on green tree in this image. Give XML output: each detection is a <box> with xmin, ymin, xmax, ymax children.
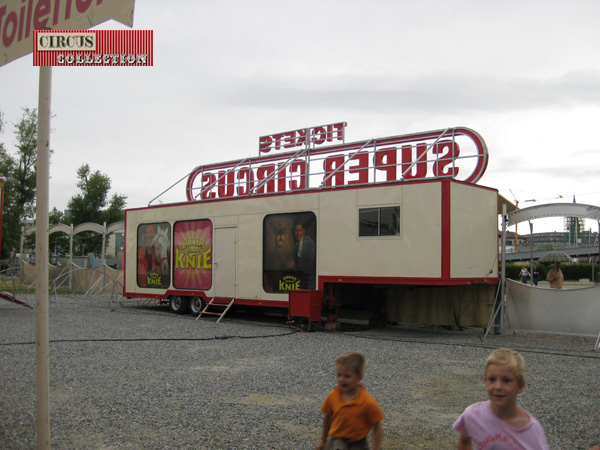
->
<box><xmin>67</xmin><ymin>164</ymin><xmax>126</xmax><ymax>255</ymax></box>
<box><xmin>0</xmin><ymin>108</ymin><xmax>41</xmax><ymax>260</ymax></box>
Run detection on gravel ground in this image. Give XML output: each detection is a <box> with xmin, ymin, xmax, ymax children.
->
<box><xmin>0</xmin><ymin>295</ymin><xmax>598</xmax><ymax>450</ymax></box>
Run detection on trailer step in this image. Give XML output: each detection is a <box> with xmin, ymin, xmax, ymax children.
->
<box><xmin>196</xmin><ymin>298</ymin><xmax>235</xmax><ymax>323</ymax></box>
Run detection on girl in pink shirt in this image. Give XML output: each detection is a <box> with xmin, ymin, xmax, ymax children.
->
<box><xmin>454</xmin><ymin>348</ymin><xmax>598</xmax><ymax>450</ymax></box>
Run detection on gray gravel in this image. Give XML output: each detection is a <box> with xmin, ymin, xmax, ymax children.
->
<box><xmin>0</xmin><ymin>295</ymin><xmax>598</xmax><ymax>450</ymax></box>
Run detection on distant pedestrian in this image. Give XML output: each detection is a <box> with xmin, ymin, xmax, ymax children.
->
<box><xmin>532</xmin><ymin>265</ymin><xmax>539</xmax><ymax>286</ymax></box>
<box><xmin>519</xmin><ymin>266</ymin><xmax>529</xmax><ymax>283</ymax></box>
<box><xmin>546</xmin><ymin>262</ymin><xmax>564</xmax><ymax>289</ymax></box>
<box><xmin>316</xmin><ymin>351</ymin><xmax>385</xmax><ymax>450</ymax></box>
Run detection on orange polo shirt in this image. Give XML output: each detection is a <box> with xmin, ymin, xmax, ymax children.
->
<box><xmin>321</xmin><ymin>384</ymin><xmax>385</xmax><ymax>442</ymax></box>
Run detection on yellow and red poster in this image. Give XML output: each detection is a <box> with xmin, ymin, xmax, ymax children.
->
<box><xmin>173</xmin><ymin>219</ymin><xmax>212</xmax><ymax>290</ymax></box>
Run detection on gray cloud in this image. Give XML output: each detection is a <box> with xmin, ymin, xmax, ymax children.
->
<box><xmin>217</xmin><ymin>70</ymin><xmax>600</xmax><ymax>114</ymax></box>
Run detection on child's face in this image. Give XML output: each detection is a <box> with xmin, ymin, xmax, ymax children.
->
<box><xmin>485</xmin><ymin>364</ymin><xmax>524</xmax><ymax>410</ymax></box>
<box><xmin>336</xmin><ymin>363</ymin><xmax>363</xmax><ymax>396</ymax></box>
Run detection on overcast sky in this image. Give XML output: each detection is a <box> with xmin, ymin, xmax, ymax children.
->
<box><xmin>1</xmin><ymin>0</ymin><xmax>599</xmax><ymax>234</ymax></box>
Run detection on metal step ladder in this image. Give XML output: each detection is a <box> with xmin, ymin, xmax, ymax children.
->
<box><xmin>196</xmin><ymin>298</ymin><xmax>234</xmax><ymax>323</ymax></box>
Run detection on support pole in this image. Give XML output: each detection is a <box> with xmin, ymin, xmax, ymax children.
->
<box><xmin>529</xmin><ymin>221</ymin><xmax>534</xmax><ymax>286</ymax></box>
<box><xmin>0</xmin><ymin>178</ymin><xmax>5</xmax><ymax>260</ymax></box>
<box><xmin>36</xmin><ymin>64</ymin><xmax>52</xmax><ymax>450</ymax></box>
<box><xmin>500</xmin><ymin>204</ymin><xmax>507</xmax><ymax>333</ymax></box>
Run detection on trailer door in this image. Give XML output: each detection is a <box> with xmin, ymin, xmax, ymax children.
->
<box><xmin>214</xmin><ymin>227</ymin><xmax>236</xmax><ymax>297</ymax></box>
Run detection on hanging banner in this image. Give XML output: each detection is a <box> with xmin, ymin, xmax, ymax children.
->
<box><xmin>0</xmin><ymin>0</ymin><xmax>135</xmax><ymax>67</ymax></box>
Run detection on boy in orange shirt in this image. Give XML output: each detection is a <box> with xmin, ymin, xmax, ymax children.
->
<box><xmin>316</xmin><ymin>351</ymin><xmax>385</xmax><ymax>450</ymax></box>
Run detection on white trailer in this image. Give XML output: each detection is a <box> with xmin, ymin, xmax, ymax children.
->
<box><xmin>124</xmin><ymin>125</ymin><xmax>499</xmax><ymax>327</ymax></box>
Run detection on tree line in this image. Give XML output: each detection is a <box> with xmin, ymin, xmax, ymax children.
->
<box><xmin>0</xmin><ymin>107</ymin><xmax>126</xmax><ymax>261</ymax></box>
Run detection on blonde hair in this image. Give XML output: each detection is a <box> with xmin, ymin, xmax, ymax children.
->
<box><xmin>485</xmin><ymin>348</ymin><xmax>525</xmax><ymax>386</ymax></box>
<box><xmin>336</xmin><ymin>351</ymin><xmax>366</xmax><ymax>376</ymax></box>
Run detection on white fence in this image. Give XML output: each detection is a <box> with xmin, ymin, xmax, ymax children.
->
<box><xmin>505</xmin><ymin>279</ymin><xmax>600</xmax><ymax>337</ymax></box>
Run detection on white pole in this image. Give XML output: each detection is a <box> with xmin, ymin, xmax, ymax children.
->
<box><xmin>35</xmin><ymin>64</ymin><xmax>52</xmax><ymax>450</ymax></box>
<box><xmin>500</xmin><ymin>204</ymin><xmax>507</xmax><ymax>333</ymax></box>
<box><xmin>529</xmin><ymin>222</ymin><xmax>534</xmax><ymax>285</ymax></box>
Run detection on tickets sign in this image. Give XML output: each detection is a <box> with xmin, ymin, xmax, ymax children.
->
<box><xmin>186</xmin><ymin>126</ymin><xmax>489</xmax><ymax>202</ymax></box>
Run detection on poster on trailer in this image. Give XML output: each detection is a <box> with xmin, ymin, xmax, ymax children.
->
<box><xmin>173</xmin><ymin>219</ymin><xmax>213</xmax><ymax>290</ymax></box>
<box><xmin>137</xmin><ymin>223</ymin><xmax>171</xmax><ymax>289</ymax></box>
<box><xmin>263</xmin><ymin>212</ymin><xmax>317</xmax><ymax>293</ymax></box>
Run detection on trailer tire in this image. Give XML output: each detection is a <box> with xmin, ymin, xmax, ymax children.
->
<box><xmin>169</xmin><ymin>295</ymin><xmax>189</xmax><ymax>314</ymax></box>
<box><xmin>189</xmin><ymin>296</ymin><xmax>206</xmax><ymax>316</ymax></box>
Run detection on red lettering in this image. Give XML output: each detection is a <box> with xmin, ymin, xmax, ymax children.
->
<box><xmin>0</xmin><ymin>6</ymin><xmax>6</xmax><ymax>45</ymax></box>
<box><xmin>322</xmin><ymin>155</ymin><xmax>345</xmax><ymax>187</ymax></box>
<box><xmin>217</xmin><ymin>170</ymin><xmax>235</xmax><ymax>198</ymax></box>
<box><xmin>276</xmin><ymin>163</ymin><xmax>287</xmax><ymax>192</ymax></box>
<box><xmin>255</xmin><ymin>165</ymin><xmax>276</xmax><ymax>193</ymax></box>
<box><xmin>17</xmin><ymin>1</ymin><xmax>26</xmax><ymax>41</ymax></box>
<box><xmin>201</xmin><ymin>173</ymin><xmax>216</xmax><ymax>199</ymax></box>
<box><xmin>296</xmin><ymin>129</ymin><xmax>307</xmax><ymax>147</ymax></box>
<box><xmin>326</xmin><ymin>125</ymin><xmax>333</xmax><ymax>142</ymax></box>
<box><xmin>64</xmin><ymin>0</ymin><xmax>73</xmax><ymax>20</ymax></box>
<box><xmin>236</xmin><ymin>167</ymin><xmax>254</xmax><ymax>196</ymax></box>
<box><xmin>259</xmin><ymin>136</ymin><xmax>272</xmax><ymax>153</ymax></box>
<box><xmin>76</xmin><ymin>0</ymin><xmax>93</xmax><ymax>14</ymax></box>
<box><xmin>374</xmin><ymin>147</ymin><xmax>397</xmax><ymax>181</ymax></box>
<box><xmin>401</xmin><ymin>143</ymin><xmax>428</xmax><ymax>179</ymax></box>
<box><xmin>49</xmin><ymin>0</ymin><xmax>58</xmax><ymax>26</ymax></box>
<box><xmin>259</xmin><ymin>123</ymin><xmax>345</xmax><ymax>153</ymax></box>
<box><xmin>333</xmin><ymin>123</ymin><xmax>345</xmax><ymax>141</ymax></box>
<box><xmin>347</xmin><ymin>152</ymin><xmax>368</xmax><ymax>185</ymax></box>
<box><xmin>1</xmin><ymin>9</ymin><xmax>17</xmax><ymax>47</ymax></box>
<box><xmin>313</xmin><ymin>127</ymin><xmax>326</xmax><ymax>145</ymax></box>
<box><xmin>186</xmin><ymin>167</ymin><xmax>202</xmax><ymax>201</ymax></box>
<box><xmin>192</xmin><ymin>127</ymin><xmax>488</xmax><ymax>200</ymax></box>
<box><xmin>289</xmin><ymin>160</ymin><xmax>306</xmax><ymax>190</ymax></box>
<box><xmin>33</xmin><ymin>0</ymin><xmax>51</xmax><ymax>29</ymax></box>
<box><xmin>272</xmin><ymin>133</ymin><xmax>284</xmax><ymax>151</ymax></box>
<box><xmin>432</xmin><ymin>140</ymin><xmax>460</xmax><ymax>177</ymax></box>
<box><xmin>283</xmin><ymin>131</ymin><xmax>296</xmax><ymax>148</ymax></box>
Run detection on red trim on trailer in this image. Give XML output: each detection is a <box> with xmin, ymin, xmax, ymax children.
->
<box><xmin>441</xmin><ymin>181</ymin><xmax>451</xmax><ymax>279</ymax></box>
<box><xmin>122</xmin><ymin>290</ymin><xmax>290</xmax><ymax>308</ymax></box>
<box><xmin>213</xmin><ymin>298</ymin><xmax>288</xmax><ymax>308</ymax></box>
<box><xmin>124</xmin><ymin>274</ymin><xmax>497</xmax><ymax>309</ymax></box>
<box><xmin>317</xmin><ymin>276</ymin><xmax>497</xmax><ymax>289</ymax></box>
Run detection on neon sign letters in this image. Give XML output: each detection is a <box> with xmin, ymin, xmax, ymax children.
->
<box><xmin>186</xmin><ymin>125</ymin><xmax>488</xmax><ymax>202</ymax></box>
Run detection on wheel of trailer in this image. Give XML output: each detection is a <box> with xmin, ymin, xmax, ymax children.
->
<box><xmin>169</xmin><ymin>295</ymin><xmax>189</xmax><ymax>314</ymax></box>
<box><xmin>189</xmin><ymin>296</ymin><xmax>206</xmax><ymax>316</ymax></box>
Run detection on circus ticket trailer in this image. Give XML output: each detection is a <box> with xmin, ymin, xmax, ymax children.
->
<box><xmin>124</xmin><ymin>123</ymin><xmax>500</xmax><ymax>328</ymax></box>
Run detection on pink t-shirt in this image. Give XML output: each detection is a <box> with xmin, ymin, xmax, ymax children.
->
<box><xmin>453</xmin><ymin>401</ymin><xmax>550</xmax><ymax>450</ymax></box>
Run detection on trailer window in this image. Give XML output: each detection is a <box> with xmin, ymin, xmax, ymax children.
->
<box><xmin>359</xmin><ymin>206</ymin><xmax>400</xmax><ymax>236</ymax></box>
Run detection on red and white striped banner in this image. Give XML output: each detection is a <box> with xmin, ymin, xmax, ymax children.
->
<box><xmin>33</xmin><ymin>30</ymin><xmax>153</xmax><ymax>67</ymax></box>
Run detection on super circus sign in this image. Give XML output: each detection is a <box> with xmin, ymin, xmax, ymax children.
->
<box><xmin>186</xmin><ymin>125</ymin><xmax>489</xmax><ymax>202</ymax></box>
